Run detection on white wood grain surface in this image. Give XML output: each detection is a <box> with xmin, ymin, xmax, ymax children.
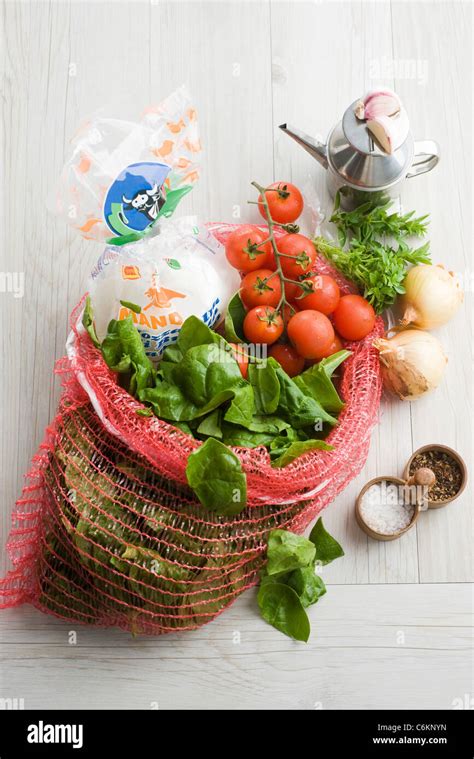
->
<box><xmin>0</xmin><ymin>0</ymin><xmax>472</xmax><ymax>710</ymax></box>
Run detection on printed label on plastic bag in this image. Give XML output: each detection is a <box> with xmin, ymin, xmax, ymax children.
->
<box><xmin>89</xmin><ymin>218</ymin><xmax>240</xmax><ymax>360</ymax></box>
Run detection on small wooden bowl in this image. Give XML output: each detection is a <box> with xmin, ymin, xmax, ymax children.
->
<box><xmin>355</xmin><ymin>476</ymin><xmax>421</xmax><ymax>541</ymax></box>
<box><xmin>403</xmin><ymin>444</ymin><xmax>467</xmax><ymax>510</ymax></box>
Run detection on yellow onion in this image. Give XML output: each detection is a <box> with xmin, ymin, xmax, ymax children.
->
<box><xmin>374</xmin><ymin>330</ymin><xmax>447</xmax><ymax>400</ymax></box>
<box><xmin>400</xmin><ymin>264</ymin><xmax>463</xmax><ymax>329</ymax></box>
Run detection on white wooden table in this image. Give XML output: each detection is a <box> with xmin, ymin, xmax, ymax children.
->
<box><xmin>0</xmin><ymin>0</ymin><xmax>472</xmax><ymax>710</ymax></box>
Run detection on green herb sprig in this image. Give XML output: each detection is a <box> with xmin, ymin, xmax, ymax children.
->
<box><xmin>330</xmin><ymin>195</ymin><xmax>429</xmax><ymax>247</ymax></box>
<box><xmin>315</xmin><ymin>237</ymin><xmax>431</xmax><ymax>314</ymax></box>
<box><xmin>315</xmin><ymin>194</ymin><xmax>431</xmax><ymax>314</ymax></box>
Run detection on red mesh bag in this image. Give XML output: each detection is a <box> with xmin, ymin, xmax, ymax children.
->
<box><xmin>0</xmin><ymin>223</ymin><xmax>383</xmax><ymax>634</ymax></box>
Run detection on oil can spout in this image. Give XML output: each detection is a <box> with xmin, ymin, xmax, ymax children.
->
<box><xmin>279</xmin><ymin>123</ymin><xmax>328</xmax><ymax>169</ymax></box>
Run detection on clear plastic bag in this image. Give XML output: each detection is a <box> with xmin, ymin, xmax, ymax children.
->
<box><xmin>55</xmin><ymin>86</ymin><xmax>201</xmax><ymax>242</ymax></box>
<box><xmin>89</xmin><ymin>217</ymin><xmax>240</xmax><ymax>360</ymax></box>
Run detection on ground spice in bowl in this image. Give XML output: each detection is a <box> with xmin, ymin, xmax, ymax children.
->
<box><xmin>409</xmin><ymin>449</ymin><xmax>463</xmax><ymax>503</ymax></box>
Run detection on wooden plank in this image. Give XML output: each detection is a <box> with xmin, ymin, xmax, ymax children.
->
<box><xmin>390</xmin><ymin>0</ymin><xmax>472</xmax><ymax>582</ymax></box>
<box><xmin>270</xmin><ymin>0</ymin><xmax>418</xmax><ymax>583</ymax></box>
<box><xmin>0</xmin><ymin>0</ymin><xmax>73</xmax><ymax>575</ymax></box>
<box><xmin>0</xmin><ymin>584</ymin><xmax>470</xmax><ymax>709</ymax></box>
<box><xmin>150</xmin><ymin>0</ymin><xmax>274</xmax><ymax>221</ymax></box>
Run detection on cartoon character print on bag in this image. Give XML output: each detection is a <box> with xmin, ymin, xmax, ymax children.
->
<box><xmin>122</xmin><ymin>183</ymin><xmax>165</xmax><ymax>223</ymax></box>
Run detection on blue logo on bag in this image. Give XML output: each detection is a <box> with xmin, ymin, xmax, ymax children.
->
<box><xmin>104</xmin><ymin>161</ymin><xmax>171</xmax><ymax>236</ymax></box>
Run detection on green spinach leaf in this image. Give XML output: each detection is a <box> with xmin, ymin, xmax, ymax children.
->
<box><xmin>257</xmin><ymin>579</ymin><xmax>310</xmax><ymax>642</ymax></box>
<box><xmin>286</xmin><ymin>568</ymin><xmax>326</xmax><ymax>608</ymax></box>
<box><xmin>225</xmin><ymin>291</ymin><xmax>246</xmax><ymax>342</ymax></box>
<box><xmin>82</xmin><ymin>296</ymin><xmax>101</xmax><ymax>348</ymax></box>
<box><xmin>244</xmin><ymin>415</ymin><xmax>289</xmax><ymax>434</ymax></box>
<box><xmin>270</xmin><ymin>439</ymin><xmax>333</xmax><ymax>468</ymax></box>
<box><xmin>185</xmin><ymin>438</ymin><xmax>247</xmax><ymax>514</ymax></box>
<box><xmin>139</xmin><ymin>384</ymin><xmax>234</xmax><ymax>422</ymax></box>
<box><xmin>173</xmin><ymin>344</ymin><xmax>242</xmax><ymax>406</ymax></box>
<box><xmin>197</xmin><ymin>409</ymin><xmax>223</xmax><ymax>439</ymax></box>
<box><xmin>136</xmin><ymin>407</ymin><xmax>153</xmax><ymax>417</ymax></box>
<box><xmin>275</xmin><ymin>365</ymin><xmax>337</xmax><ymax>428</ymax></box>
<box><xmin>161</xmin><ymin>343</ymin><xmax>183</xmax><ymax>364</ymax></box>
<box><xmin>177</xmin><ymin>314</ymin><xmax>225</xmax><ymax>353</ymax></box>
<box><xmin>248</xmin><ymin>360</ymin><xmax>280</xmax><ymax>414</ymax></box>
<box><xmin>119</xmin><ymin>300</ymin><xmax>142</xmax><ymax>314</ymax></box>
<box><xmin>223</xmin><ymin>383</ymin><xmax>255</xmax><ymax>427</ymax></box>
<box><xmin>309</xmin><ymin>517</ymin><xmax>345</xmax><ymax>565</ymax></box>
<box><xmin>221</xmin><ymin>425</ymin><xmax>275</xmax><ymax>448</ymax></box>
<box><xmin>294</xmin><ymin>350</ymin><xmax>350</xmax><ymax>414</ymax></box>
<box><xmin>266</xmin><ymin>529</ymin><xmax>316</xmax><ymax>575</ymax></box>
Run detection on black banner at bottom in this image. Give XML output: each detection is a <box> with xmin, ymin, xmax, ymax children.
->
<box><xmin>0</xmin><ymin>709</ymin><xmax>471</xmax><ymax>756</ymax></box>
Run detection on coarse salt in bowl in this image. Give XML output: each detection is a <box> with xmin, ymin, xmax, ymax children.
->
<box><xmin>355</xmin><ymin>476</ymin><xmax>420</xmax><ymax>541</ymax></box>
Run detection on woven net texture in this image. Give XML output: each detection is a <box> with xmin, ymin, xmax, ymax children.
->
<box><xmin>0</xmin><ymin>222</ymin><xmax>383</xmax><ymax>634</ymax></box>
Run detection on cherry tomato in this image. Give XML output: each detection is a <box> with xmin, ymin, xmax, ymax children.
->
<box><xmin>228</xmin><ymin>342</ymin><xmax>249</xmax><ymax>379</ymax></box>
<box><xmin>306</xmin><ymin>334</ymin><xmax>344</xmax><ymax>364</ymax></box>
<box><xmin>333</xmin><ymin>294</ymin><xmax>376</xmax><ymax>341</ymax></box>
<box><xmin>281</xmin><ymin>302</ymin><xmax>297</xmax><ymax>327</ymax></box>
<box><xmin>240</xmin><ymin>269</ymin><xmax>281</xmax><ymax>309</ymax></box>
<box><xmin>283</xmin><ymin>278</ymin><xmax>300</xmax><ymax>302</ymax></box>
<box><xmin>225</xmin><ymin>225</ymin><xmax>272</xmax><ymax>273</ymax></box>
<box><xmin>268</xmin><ymin>343</ymin><xmax>305</xmax><ymax>377</ymax></box>
<box><xmin>243</xmin><ymin>306</ymin><xmax>284</xmax><ymax>345</ymax></box>
<box><xmin>277</xmin><ymin>234</ymin><xmax>317</xmax><ymax>280</ymax></box>
<box><xmin>295</xmin><ymin>274</ymin><xmax>340</xmax><ymax>315</ymax></box>
<box><xmin>287</xmin><ymin>309</ymin><xmax>334</xmax><ymax>360</ymax></box>
<box><xmin>258</xmin><ymin>182</ymin><xmax>303</xmax><ymax>224</ymax></box>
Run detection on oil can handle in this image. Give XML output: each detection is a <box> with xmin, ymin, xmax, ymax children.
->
<box><xmin>406</xmin><ymin>140</ymin><xmax>440</xmax><ymax>178</ymax></box>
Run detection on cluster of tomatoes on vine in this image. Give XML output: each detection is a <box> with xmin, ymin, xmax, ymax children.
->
<box><xmin>224</xmin><ymin>181</ymin><xmax>376</xmax><ymax>378</ymax></box>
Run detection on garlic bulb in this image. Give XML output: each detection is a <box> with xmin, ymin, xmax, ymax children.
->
<box><xmin>354</xmin><ymin>89</ymin><xmax>401</xmax><ymax>121</ymax></box>
<box><xmin>367</xmin><ymin>108</ymin><xmax>409</xmax><ymax>154</ymax></box>
<box><xmin>374</xmin><ymin>330</ymin><xmax>447</xmax><ymax>401</ymax></box>
<box><xmin>400</xmin><ymin>264</ymin><xmax>463</xmax><ymax>329</ymax></box>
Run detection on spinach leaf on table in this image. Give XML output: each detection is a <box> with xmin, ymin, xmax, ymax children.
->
<box><xmin>257</xmin><ymin>579</ymin><xmax>310</xmax><ymax>643</ymax></box>
<box><xmin>309</xmin><ymin>517</ymin><xmax>345</xmax><ymax>565</ymax></box>
<box><xmin>266</xmin><ymin>529</ymin><xmax>316</xmax><ymax>575</ymax></box>
<box><xmin>258</xmin><ymin>520</ymin><xmax>344</xmax><ymax>642</ymax></box>
<box><xmin>286</xmin><ymin>567</ymin><xmax>326</xmax><ymax>608</ymax></box>
<box><xmin>161</xmin><ymin>342</ymin><xmax>183</xmax><ymax>364</ymax></box>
